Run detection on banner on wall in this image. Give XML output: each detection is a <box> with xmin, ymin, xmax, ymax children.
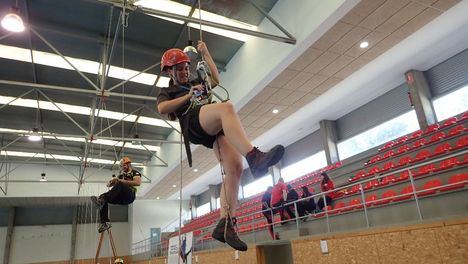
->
<box><xmin>167</xmin><ymin>232</ymin><xmax>193</xmax><ymax>264</ymax></box>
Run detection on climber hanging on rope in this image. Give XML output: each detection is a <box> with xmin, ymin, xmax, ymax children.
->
<box><xmin>157</xmin><ymin>41</ymin><xmax>285</xmax><ymax>251</ymax></box>
<box><xmin>91</xmin><ymin>156</ymin><xmax>141</xmax><ymax>233</ymax></box>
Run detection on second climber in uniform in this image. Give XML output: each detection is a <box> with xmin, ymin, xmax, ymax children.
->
<box><xmin>91</xmin><ymin>157</ymin><xmax>141</xmax><ymax>233</ymax></box>
<box><xmin>157</xmin><ymin>41</ymin><xmax>285</xmax><ymax>251</ymax></box>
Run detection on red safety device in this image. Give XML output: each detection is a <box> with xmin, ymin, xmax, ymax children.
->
<box><xmin>161</xmin><ymin>48</ymin><xmax>190</xmax><ymax>71</ymax></box>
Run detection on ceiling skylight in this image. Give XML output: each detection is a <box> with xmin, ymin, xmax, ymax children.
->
<box><xmin>0</xmin><ymin>128</ymin><xmax>161</xmax><ymax>152</ymax></box>
<box><xmin>0</xmin><ymin>44</ymin><xmax>171</xmax><ymax>87</ymax></box>
<box><xmin>134</xmin><ymin>0</ymin><xmax>257</xmax><ymax>42</ymax></box>
<box><xmin>0</xmin><ymin>95</ymin><xmax>179</xmax><ymax>129</ymax></box>
<box><xmin>0</xmin><ymin>150</ymin><xmax>144</xmax><ymax>166</ymax></box>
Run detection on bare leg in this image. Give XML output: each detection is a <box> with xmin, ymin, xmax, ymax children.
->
<box><xmin>199</xmin><ymin>102</ymin><xmax>253</xmax><ymax>156</ymax></box>
<box><xmin>213</xmin><ymin>135</ymin><xmax>243</xmax><ymax>218</ymax></box>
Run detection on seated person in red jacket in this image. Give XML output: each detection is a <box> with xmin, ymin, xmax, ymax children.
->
<box><xmin>317</xmin><ymin>172</ymin><xmax>335</xmax><ymax>211</ymax></box>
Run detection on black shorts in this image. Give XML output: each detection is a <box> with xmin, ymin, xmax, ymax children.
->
<box><xmin>188</xmin><ymin>105</ymin><xmax>223</xmax><ymax>149</ymax></box>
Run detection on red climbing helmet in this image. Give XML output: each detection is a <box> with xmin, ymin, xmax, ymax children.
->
<box><xmin>161</xmin><ymin>48</ymin><xmax>190</xmax><ymax>71</ymax></box>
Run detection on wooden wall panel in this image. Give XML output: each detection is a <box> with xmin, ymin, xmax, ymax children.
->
<box><xmin>292</xmin><ymin>219</ymin><xmax>468</xmax><ymax>264</ymax></box>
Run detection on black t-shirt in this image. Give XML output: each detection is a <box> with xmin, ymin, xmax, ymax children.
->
<box><xmin>118</xmin><ymin>168</ymin><xmax>141</xmax><ymax>192</ymax></box>
<box><xmin>287</xmin><ymin>189</ymin><xmax>299</xmax><ymax>202</ymax></box>
<box><xmin>262</xmin><ymin>192</ymin><xmax>272</xmax><ymax>210</ymax></box>
<box><xmin>157</xmin><ymin>84</ymin><xmax>192</xmax><ymax>120</ymax></box>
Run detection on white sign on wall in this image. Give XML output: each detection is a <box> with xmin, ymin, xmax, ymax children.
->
<box><xmin>167</xmin><ymin>232</ymin><xmax>193</xmax><ymax>264</ymax></box>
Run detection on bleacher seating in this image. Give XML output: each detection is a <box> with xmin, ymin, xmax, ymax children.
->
<box><xmin>172</xmin><ymin>111</ymin><xmax>467</xmax><ymax>247</ymax></box>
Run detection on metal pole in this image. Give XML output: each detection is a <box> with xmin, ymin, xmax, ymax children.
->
<box><xmin>0</xmin><ymin>89</ymin><xmax>35</xmax><ymax>112</ymax></box>
<box><xmin>97</xmin><ymin>0</ymin><xmax>296</xmax><ymax>44</ymax></box>
<box><xmin>30</xmin><ymin>28</ymin><xmax>101</xmax><ymax>91</ymax></box>
<box><xmin>94</xmin><ymin>106</ymin><xmax>145</xmax><ymax>137</ymax></box>
<box><xmin>246</xmin><ymin>0</ymin><xmax>296</xmax><ymax>40</ymax></box>
<box><xmin>3</xmin><ymin>207</ymin><xmax>15</xmax><ymax>264</ymax></box>
<box><xmin>141</xmin><ymin>144</ymin><xmax>168</xmax><ymax>166</ymax></box>
<box><xmin>36</xmin><ymin>89</ymin><xmax>89</xmax><ymax>134</ymax></box>
<box><xmin>294</xmin><ymin>202</ymin><xmax>300</xmax><ymax>232</ymax></box>
<box><xmin>323</xmin><ymin>194</ymin><xmax>330</xmax><ymax>233</ymax></box>
<box><xmin>359</xmin><ymin>183</ymin><xmax>370</xmax><ymax>228</ymax></box>
<box><xmin>107</xmin><ymin>61</ymin><xmax>161</xmax><ymax>92</ymax></box>
<box><xmin>0</xmin><ymin>137</ymin><xmax>23</xmax><ymax>152</ymax></box>
<box><xmin>408</xmin><ymin>169</ymin><xmax>423</xmax><ymax>221</ymax></box>
<box><xmin>0</xmin><ymin>79</ymin><xmax>160</xmax><ymax>101</ymax></box>
<box><xmin>0</xmin><ymin>32</ymin><xmax>14</xmax><ymax>41</ymax></box>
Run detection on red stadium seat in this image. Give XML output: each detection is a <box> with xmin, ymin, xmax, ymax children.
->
<box><xmin>348</xmin><ymin>198</ymin><xmax>363</xmax><ymax>210</ymax></box>
<box><xmin>461</xmin><ymin>111</ymin><xmax>468</xmax><ymax>121</ymax></box>
<box><xmin>418</xmin><ymin>179</ymin><xmax>442</xmax><ymax>197</ymax></box>
<box><xmin>379</xmin><ymin>175</ymin><xmax>396</xmax><ymax>186</ymax></box>
<box><xmin>424</xmin><ymin>123</ymin><xmax>440</xmax><ymax>134</ymax></box>
<box><xmin>345</xmin><ymin>185</ymin><xmax>361</xmax><ymax>195</ymax></box>
<box><xmin>396</xmin><ymin>144</ymin><xmax>410</xmax><ymax>155</ymax></box>
<box><xmin>314</xmin><ymin>206</ymin><xmax>332</xmax><ymax>218</ymax></box>
<box><xmin>329</xmin><ymin>202</ymin><xmax>345</xmax><ymax>215</ymax></box>
<box><xmin>440</xmin><ymin>117</ymin><xmax>457</xmax><ymax>128</ymax></box>
<box><xmin>440</xmin><ymin>174</ymin><xmax>467</xmax><ymax>192</ymax></box>
<box><xmin>433</xmin><ymin>157</ymin><xmax>458</xmax><ymax>172</ymax></box>
<box><xmin>374</xmin><ymin>190</ymin><xmax>396</xmax><ymax>205</ymax></box>
<box><xmin>367</xmin><ymin>166</ymin><xmax>380</xmax><ymax>176</ymax></box>
<box><xmin>450</xmin><ymin>136</ymin><xmax>468</xmax><ymax>151</ymax></box>
<box><xmin>411</xmin><ymin>138</ymin><xmax>426</xmax><ymax>149</ymax></box>
<box><xmin>363</xmin><ymin>179</ymin><xmax>379</xmax><ymax>190</ymax></box>
<box><xmin>382</xmin><ymin>150</ymin><xmax>395</xmax><ymax>160</ymax></box>
<box><xmin>410</xmin><ymin>130</ymin><xmax>423</xmax><ymax>139</ymax></box>
<box><xmin>430</xmin><ymin>142</ymin><xmax>452</xmax><ymax>157</ymax></box>
<box><xmin>393</xmin><ymin>185</ymin><xmax>415</xmax><ymax>201</ymax></box>
<box><xmin>381</xmin><ymin>161</ymin><xmax>396</xmax><ymax>172</ymax></box>
<box><xmin>395</xmin><ymin>135</ymin><xmax>409</xmax><ymax>146</ymax></box>
<box><xmin>397</xmin><ymin>156</ymin><xmax>412</xmax><ymax>167</ymax></box>
<box><xmin>412</xmin><ymin>164</ymin><xmax>436</xmax><ymax>177</ymax></box>
<box><xmin>411</xmin><ymin>149</ymin><xmax>431</xmax><ymax>163</ymax></box>
<box><xmin>365</xmin><ymin>194</ymin><xmax>378</xmax><ymax>207</ymax></box>
<box><xmin>394</xmin><ymin>171</ymin><xmax>409</xmax><ymax>183</ymax></box>
<box><xmin>350</xmin><ymin>171</ymin><xmax>366</xmax><ymax>182</ymax></box>
<box><xmin>447</xmin><ymin>124</ymin><xmax>465</xmax><ymax>138</ymax></box>
<box><xmin>458</xmin><ymin>154</ymin><xmax>468</xmax><ymax>166</ymax></box>
<box><xmin>428</xmin><ymin>131</ymin><xmax>445</xmax><ymax>143</ymax></box>
<box><xmin>380</xmin><ymin>141</ymin><xmax>395</xmax><ymax>151</ymax></box>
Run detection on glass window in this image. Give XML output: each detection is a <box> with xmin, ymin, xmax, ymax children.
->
<box><xmin>242</xmin><ymin>175</ymin><xmax>273</xmax><ymax>198</ymax></box>
<box><xmin>196</xmin><ymin>202</ymin><xmax>210</xmax><ymax>217</ymax></box>
<box><xmin>433</xmin><ymin>85</ymin><xmax>468</xmax><ymax>121</ymax></box>
<box><xmin>338</xmin><ymin>110</ymin><xmax>419</xmax><ymax>160</ymax></box>
<box><xmin>281</xmin><ymin>151</ymin><xmax>327</xmax><ymax>182</ymax></box>
<box><xmin>216</xmin><ymin>197</ymin><xmax>220</xmax><ymax>209</ymax></box>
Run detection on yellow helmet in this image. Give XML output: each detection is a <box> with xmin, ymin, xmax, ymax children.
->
<box><xmin>114</xmin><ymin>257</ymin><xmax>124</xmax><ymax>264</ymax></box>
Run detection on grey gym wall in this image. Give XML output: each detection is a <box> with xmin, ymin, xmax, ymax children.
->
<box><xmin>426</xmin><ymin>48</ymin><xmax>468</xmax><ymax>97</ymax></box>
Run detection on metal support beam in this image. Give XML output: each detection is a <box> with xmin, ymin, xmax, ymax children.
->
<box><xmin>246</xmin><ymin>0</ymin><xmax>296</xmax><ymax>40</ymax></box>
<box><xmin>107</xmin><ymin>61</ymin><xmax>161</xmax><ymax>92</ymax></box>
<box><xmin>36</xmin><ymin>89</ymin><xmax>89</xmax><ymax>134</ymax></box>
<box><xmin>94</xmin><ymin>106</ymin><xmax>145</xmax><ymax>137</ymax></box>
<box><xmin>0</xmin><ymin>32</ymin><xmax>14</xmax><ymax>41</ymax></box>
<box><xmin>3</xmin><ymin>207</ymin><xmax>15</xmax><ymax>264</ymax></box>
<box><xmin>97</xmin><ymin>0</ymin><xmax>297</xmax><ymax>44</ymax></box>
<box><xmin>0</xmin><ymin>89</ymin><xmax>35</xmax><ymax>112</ymax></box>
<box><xmin>70</xmin><ymin>206</ymin><xmax>78</xmax><ymax>264</ymax></box>
<box><xmin>0</xmin><ymin>80</ymin><xmax>160</xmax><ymax>101</ymax></box>
<box><xmin>141</xmin><ymin>144</ymin><xmax>167</xmax><ymax>167</ymax></box>
<box><xmin>30</xmin><ymin>28</ymin><xmax>101</xmax><ymax>91</ymax></box>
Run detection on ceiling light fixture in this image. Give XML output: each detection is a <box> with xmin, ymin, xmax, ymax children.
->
<box><xmin>39</xmin><ymin>172</ymin><xmax>47</xmax><ymax>182</ymax></box>
<box><xmin>1</xmin><ymin>7</ymin><xmax>25</xmax><ymax>33</ymax></box>
<box><xmin>156</xmin><ymin>197</ymin><xmax>160</xmax><ymax>200</ymax></box>
<box><xmin>193</xmin><ymin>168</ymin><xmax>198</xmax><ymax>172</ymax></box>
<box><xmin>28</xmin><ymin>127</ymin><xmax>42</xmax><ymax>141</ymax></box>
<box><xmin>172</xmin><ymin>184</ymin><xmax>177</xmax><ymax>188</ymax></box>
<box><xmin>272</xmin><ymin>109</ymin><xmax>279</xmax><ymax>114</ymax></box>
<box><xmin>359</xmin><ymin>41</ymin><xmax>369</xmax><ymax>49</ymax></box>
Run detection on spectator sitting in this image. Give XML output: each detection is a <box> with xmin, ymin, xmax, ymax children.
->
<box><xmin>301</xmin><ymin>186</ymin><xmax>316</xmax><ymax>215</ymax></box>
<box><xmin>317</xmin><ymin>172</ymin><xmax>335</xmax><ymax>211</ymax></box>
<box><xmin>286</xmin><ymin>184</ymin><xmax>303</xmax><ymax>219</ymax></box>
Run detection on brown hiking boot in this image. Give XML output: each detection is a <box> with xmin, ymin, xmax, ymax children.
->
<box><xmin>211</xmin><ymin>218</ymin><xmax>247</xmax><ymax>251</ymax></box>
<box><xmin>245</xmin><ymin>145</ymin><xmax>285</xmax><ymax>178</ymax></box>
